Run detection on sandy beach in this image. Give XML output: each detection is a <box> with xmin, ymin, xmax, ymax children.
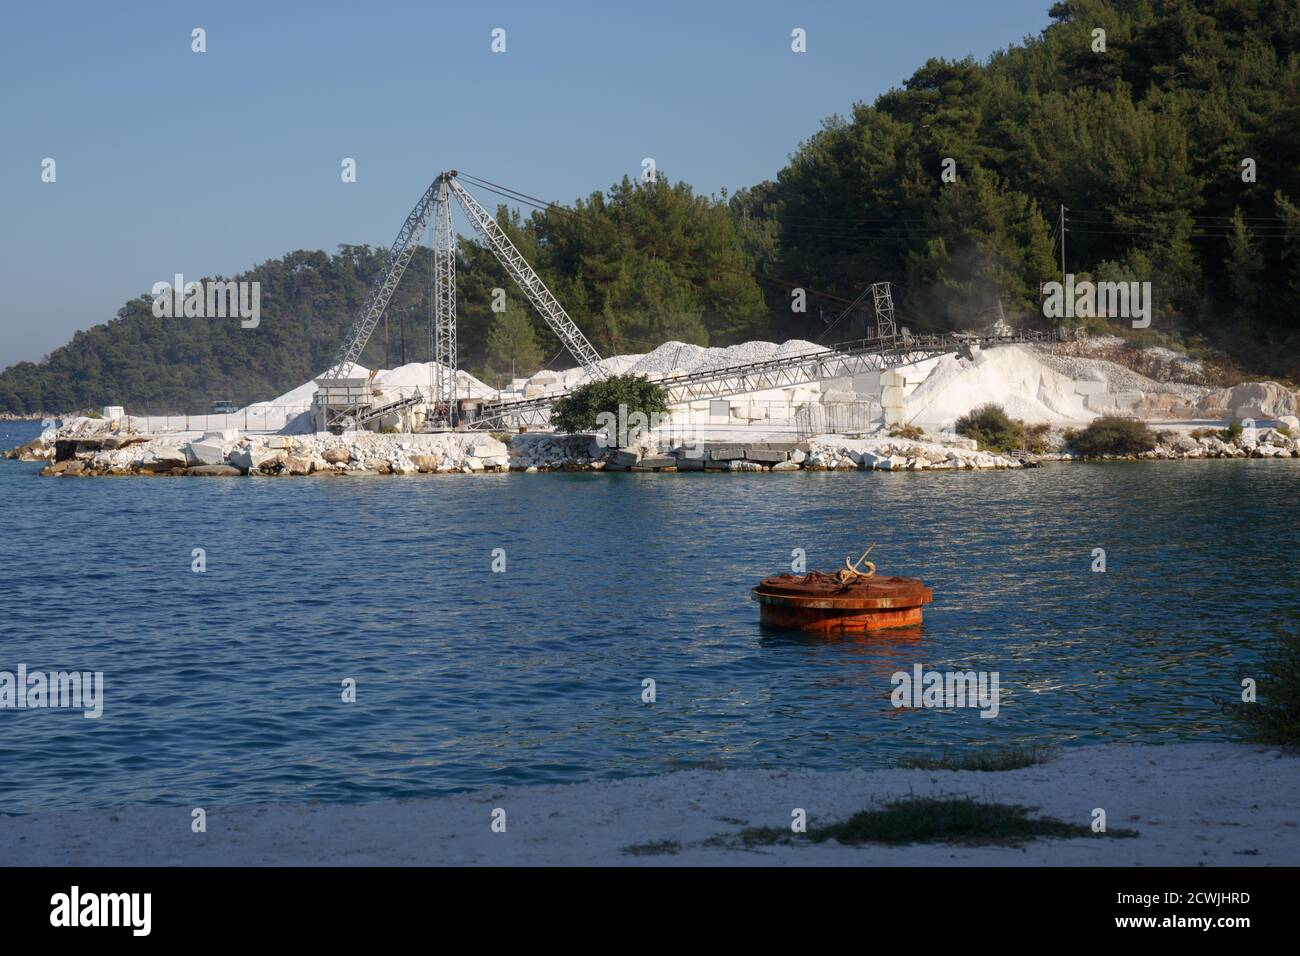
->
<box><xmin>2</xmin><ymin>744</ymin><xmax>1294</xmax><ymax>866</ymax></box>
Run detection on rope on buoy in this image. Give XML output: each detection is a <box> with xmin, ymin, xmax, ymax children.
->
<box><xmin>801</xmin><ymin>543</ymin><xmax>878</xmax><ymax>588</ymax></box>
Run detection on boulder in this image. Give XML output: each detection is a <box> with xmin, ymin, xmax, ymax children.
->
<box><xmin>228</xmin><ymin>445</ymin><xmax>283</xmax><ymax>473</ymax></box>
<box><xmin>411</xmin><ymin>454</ymin><xmax>440</xmax><ymax>473</ymax></box>
<box><xmin>607</xmin><ymin>449</ymin><xmax>641</xmax><ymax>467</ymax></box>
<box><xmin>638</xmin><ymin>456</ymin><xmax>677</xmax><ymax>469</ymax></box>
<box><xmin>186</xmin><ymin>464</ymin><xmax>241</xmax><ymax>477</ymax></box>
<box><xmin>1196</xmin><ymin>381</ymin><xmax>1297</xmax><ymax>421</ymax></box>
<box><xmin>708</xmin><ymin>445</ymin><xmax>746</xmax><ymax>461</ymax></box>
<box><xmin>467</xmin><ymin>439</ymin><xmax>508</xmax><ymax>459</ymax></box>
<box><xmin>285</xmin><ymin>455</ymin><xmax>318</xmax><ymax>476</ymax></box>
<box><xmin>322</xmin><ymin>446</ymin><xmax>351</xmax><ymax>465</ymax></box>
<box><xmin>184</xmin><ymin>441</ymin><xmax>228</xmax><ymax>466</ymax></box>
<box><xmin>771</xmin><ymin>460</ymin><xmax>800</xmax><ymax>472</ymax></box>
<box><xmin>145</xmin><ymin>446</ymin><xmax>189</xmax><ymax>469</ymax></box>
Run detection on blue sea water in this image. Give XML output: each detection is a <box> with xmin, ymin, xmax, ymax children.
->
<box><xmin>1</xmin><ymin>418</ymin><xmax>1297</xmax><ymax>814</ymax></box>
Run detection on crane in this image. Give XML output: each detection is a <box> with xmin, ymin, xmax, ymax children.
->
<box><xmin>317</xmin><ymin>170</ymin><xmax>604</xmax><ymax>431</ymax></box>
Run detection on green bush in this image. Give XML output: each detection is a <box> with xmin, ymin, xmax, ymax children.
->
<box><xmin>1221</xmin><ymin>419</ymin><xmax>1244</xmax><ymax>442</ymax></box>
<box><xmin>551</xmin><ymin>374</ymin><xmax>668</xmax><ymax>435</ymax></box>
<box><xmin>1069</xmin><ymin>416</ymin><xmax>1156</xmax><ymax>456</ymax></box>
<box><xmin>955</xmin><ymin>404</ymin><xmax>1022</xmax><ymax>452</ymax></box>
<box><xmin>1023</xmin><ymin>423</ymin><xmax>1053</xmax><ymax>454</ymax></box>
<box><xmin>1221</xmin><ymin>631</ymin><xmax>1300</xmax><ymax>746</ymax></box>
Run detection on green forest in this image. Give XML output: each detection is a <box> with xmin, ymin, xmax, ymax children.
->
<box><xmin>3</xmin><ymin>0</ymin><xmax>1298</xmax><ymax>415</ymax></box>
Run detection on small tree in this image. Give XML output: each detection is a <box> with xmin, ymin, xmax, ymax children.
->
<box><xmin>485</xmin><ymin>309</ymin><xmax>542</xmax><ymax>382</ymax></box>
<box><xmin>551</xmin><ymin>373</ymin><xmax>668</xmax><ymax>435</ymax></box>
<box><xmin>1069</xmin><ymin>416</ymin><xmax>1156</xmax><ymax>456</ymax></box>
<box><xmin>956</xmin><ymin>403</ymin><xmax>1023</xmax><ymax>452</ymax></box>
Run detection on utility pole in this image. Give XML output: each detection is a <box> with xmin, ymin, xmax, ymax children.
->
<box><xmin>1059</xmin><ymin>204</ymin><xmax>1068</xmax><ymax>279</ymax></box>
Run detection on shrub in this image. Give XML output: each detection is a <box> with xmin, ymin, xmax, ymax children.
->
<box><xmin>1023</xmin><ymin>423</ymin><xmax>1053</xmax><ymax>454</ymax></box>
<box><xmin>729</xmin><ymin>797</ymin><xmax>1137</xmax><ymax>848</ymax></box>
<box><xmin>888</xmin><ymin>423</ymin><xmax>925</xmax><ymax>441</ymax></box>
<box><xmin>1069</xmin><ymin>416</ymin><xmax>1156</xmax><ymax>456</ymax></box>
<box><xmin>551</xmin><ymin>373</ymin><xmax>668</xmax><ymax>435</ymax></box>
<box><xmin>1220</xmin><ymin>631</ymin><xmax>1300</xmax><ymax>746</ymax></box>
<box><xmin>955</xmin><ymin>403</ymin><xmax>1022</xmax><ymax>452</ymax></box>
<box><xmin>1221</xmin><ymin>419</ymin><xmax>1244</xmax><ymax>442</ymax></box>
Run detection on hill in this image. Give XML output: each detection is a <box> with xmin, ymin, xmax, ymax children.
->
<box><xmin>3</xmin><ymin>0</ymin><xmax>1298</xmax><ymax>415</ymax></box>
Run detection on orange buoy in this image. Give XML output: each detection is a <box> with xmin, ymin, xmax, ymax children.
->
<box><xmin>752</xmin><ymin>572</ymin><xmax>933</xmax><ymax>634</ymax></box>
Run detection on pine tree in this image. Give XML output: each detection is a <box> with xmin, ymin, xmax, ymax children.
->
<box><xmin>484</xmin><ymin>307</ymin><xmax>543</xmax><ymax>386</ymax></box>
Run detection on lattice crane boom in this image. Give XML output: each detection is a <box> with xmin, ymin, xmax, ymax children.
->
<box><xmin>444</xmin><ymin>173</ymin><xmax>605</xmax><ymax>380</ymax></box>
<box><xmin>323</xmin><ymin>179</ymin><xmax>446</xmax><ymax>380</ymax></box>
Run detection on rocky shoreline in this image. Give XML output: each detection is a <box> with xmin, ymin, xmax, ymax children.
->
<box><xmin>6</xmin><ymin>417</ymin><xmax>1300</xmax><ymax>477</ymax></box>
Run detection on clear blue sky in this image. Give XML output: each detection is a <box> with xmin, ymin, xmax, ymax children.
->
<box><xmin>0</xmin><ymin>0</ymin><xmax>1052</xmax><ymax>368</ymax></box>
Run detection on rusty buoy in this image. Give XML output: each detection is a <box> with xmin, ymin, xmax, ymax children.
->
<box><xmin>751</xmin><ymin>546</ymin><xmax>932</xmax><ymax>634</ymax></box>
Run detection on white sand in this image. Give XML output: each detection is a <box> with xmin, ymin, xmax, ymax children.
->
<box><xmin>2</xmin><ymin>744</ymin><xmax>1293</xmax><ymax>866</ymax></box>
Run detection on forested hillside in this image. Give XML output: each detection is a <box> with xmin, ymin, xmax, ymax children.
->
<box><xmin>3</xmin><ymin>0</ymin><xmax>1298</xmax><ymax>414</ymax></box>
<box><xmin>738</xmin><ymin>0</ymin><xmax>1300</xmax><ymax>370</ymax></box>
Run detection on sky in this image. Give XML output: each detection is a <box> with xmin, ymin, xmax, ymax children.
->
<box><xmin>0</xmin><ymin>0</ymin><xmax>1053</xmax><ymax>369</ymax></box>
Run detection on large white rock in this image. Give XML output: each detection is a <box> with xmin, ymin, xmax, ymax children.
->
<box><xmin>228</xmin><ymin>446</ymin><xmax>266</xmax><ymax>471</ymax></box>
<box><xmin>185</xmin><ymin>441</ymin><xmax>228</xmax><ymax>466</ymax></box>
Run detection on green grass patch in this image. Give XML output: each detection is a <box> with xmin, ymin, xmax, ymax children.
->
<box><xmin>620</xmin><ymin>839</ymin><xmax>681</xmax><ymax>856</ymax></box>
<box><xmin>730</xmin><ymin>797</ymin><xmax>1137</xmax><ymax>848</ymax></box>
<box><xmin>897</xmin><ymin>744</ymin><xmax>1054</xmax><ymax>772</ymax></box>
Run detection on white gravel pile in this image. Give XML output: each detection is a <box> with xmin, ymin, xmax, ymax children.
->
<box><xmin>1030</xmin><ymin>348</ymin><xmax>1205</xmax><ymax>398</ymax></box>
<box><xmin>624</xmin><ymin>339</ymin><xmax>827</xmax><ymax>378</ymax></box>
